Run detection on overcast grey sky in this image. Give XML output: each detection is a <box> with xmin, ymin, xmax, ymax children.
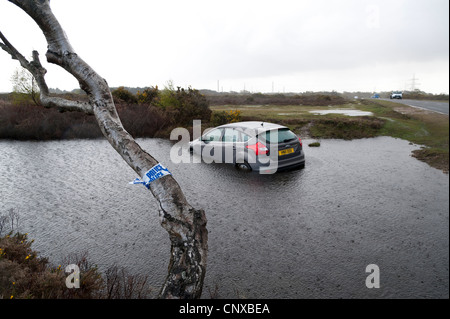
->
<box><xmin>0</xmin><ymin>0</ymin><xmax>448</xmax><ymax>94</ymax></box>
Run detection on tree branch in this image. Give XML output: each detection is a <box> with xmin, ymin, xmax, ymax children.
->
<box><xmin>3</xmin><ymin>0</ymin><xmax>208</xmax><ymax>299</ymax></box>
<box><xmin>0</xmin><ymin>31</ymin><xmax>93</xmax><ymax>113</ymax></box>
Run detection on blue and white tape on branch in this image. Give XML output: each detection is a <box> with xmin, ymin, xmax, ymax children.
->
<box><xmin>129</xmin><ymin>163</ymin><xmax>172</xmax><ymax>189</ymax></box>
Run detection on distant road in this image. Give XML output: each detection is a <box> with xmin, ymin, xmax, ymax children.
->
<box><xmin>380</xmin><ymin>98</ymin><xmax>449</xmax><ymax>115</ymax></box>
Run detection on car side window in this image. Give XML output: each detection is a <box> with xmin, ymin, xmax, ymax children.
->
<box><xmin>240</xmin><ymin>132</ymin><xmax>251</xmax><ymax>142</ymax></box>
<box><xmin>203</xmin><ymin>129</ymin><xmax>222</xmax><ymax>142</ymax></box>
<box><xmin>223</xmin><ymin>128</ymin><xmax>240</xmax><ymax>143</ymax></box>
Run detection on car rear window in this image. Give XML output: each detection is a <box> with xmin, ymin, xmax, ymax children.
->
<box><xmin>259</xmin><ymin>128</ymin><xmax>298</xmax><ymax>144</ymax></box>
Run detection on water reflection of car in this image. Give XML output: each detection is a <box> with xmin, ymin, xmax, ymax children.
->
<box><xmin>189</xmin><ymin>121</ymin><xmax>305</xmax><ymax>173</ymax></box>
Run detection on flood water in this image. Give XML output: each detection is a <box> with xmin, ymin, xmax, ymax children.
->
<box><xmin>309</xmin><ymin>109</ymin><xmax>374</xmax><ymax>116</ymax></box>
<box><xmin>0</xmin><ymin>137</ymin><xmax>448</xmax><ymax>298</ymax></box>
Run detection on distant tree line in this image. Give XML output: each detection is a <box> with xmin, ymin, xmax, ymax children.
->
<box><xmin>203</xmin><ymin>91</ymin><xmax>347</xmax><ymax>106</ymax></box>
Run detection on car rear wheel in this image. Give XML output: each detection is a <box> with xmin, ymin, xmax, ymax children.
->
<box><xmin>236</xmin><ymin>161</ymin><xmax>252</xmax><ymax>171</ymax></box>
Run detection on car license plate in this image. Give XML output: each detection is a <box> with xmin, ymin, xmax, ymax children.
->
<box><xmin>279</xmin><ymin>148</ymin><xmax>294</xmax><ymax>156</ymax></box>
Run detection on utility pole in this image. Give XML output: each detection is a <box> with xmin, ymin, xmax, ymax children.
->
<box><xmin>409</xmin><ymin>74</ymin><xmax>420</xmax><ymax>91</ymax></box>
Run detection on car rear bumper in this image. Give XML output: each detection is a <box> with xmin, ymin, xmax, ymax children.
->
<box><xmin>250</xmin><ymin>150</ymin><xmax>305</xmax><ymax>174</ymax></box>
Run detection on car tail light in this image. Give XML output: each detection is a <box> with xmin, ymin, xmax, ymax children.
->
<box><xmin>246</xmin><ymin>142</ymin><xmax>269</xmax><ymax>155</ymax></box>
<box><xmin>298</xmin><ymin>137</ymin><xmax>303</xmax><ymax>147</ymax></box>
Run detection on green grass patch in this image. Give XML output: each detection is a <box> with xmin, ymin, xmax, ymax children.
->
<box><xmin>308</xmin><ymin>142</ymin><xmax>321</xmax><ymax>147</ymax></box>
<box><xmin>309</xmin><ymin>117</ymin><xmax>385</xmax><ymax>140</ymax></box>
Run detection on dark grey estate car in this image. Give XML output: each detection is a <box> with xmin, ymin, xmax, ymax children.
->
<box><xmin>189</xmin><ymin>121</ymin><xmax>305</xmax><ymax>174</ymax></box>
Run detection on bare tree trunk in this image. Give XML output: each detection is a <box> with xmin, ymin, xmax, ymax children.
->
<box><xmin>1</xmin><ymin>0</ymin><xmax>207</xmax><ymax>299</ymax></box>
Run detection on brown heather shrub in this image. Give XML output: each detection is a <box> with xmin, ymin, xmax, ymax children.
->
<box><xmin>0</xmin><ymin>88</ymin><xmax>212</xmax><ymax>140</ymax></box>
<box><xmin>0</xmin><ymin>100</ymin><xmax>171</xmax><ymax>140</ymax></box>
<box><xmin>0</xmin><ymin>232</ymin><xmax>102</xmax><ymax>299</ymax></box>
<box><xmin>0</xmin><ymin>210</ymin><xmax>153</xmax><ymax>299</ymax></box>
<box><xmin>0</xmin><ymin>102</ymin><xmax>102</xmax><ymax>140</ymax></box>
<box><xmin>0</xmin><ymin>232</ymin><xmax>153</xmax><ymax>299</ymax></box>
<box><xmin>116</xmin><ymin>102</ymin><xmax>170</xmax><ymax>138</ymax></box>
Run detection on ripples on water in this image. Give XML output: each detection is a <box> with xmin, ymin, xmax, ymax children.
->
<box><xmin>0</xmin><ymin>137</ymin><xmax>448</xmax><ymax>298</ymax></box>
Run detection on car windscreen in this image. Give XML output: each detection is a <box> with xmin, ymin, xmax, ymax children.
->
<box><xmin>259</xmin><ymin>128</ymin><xmax>298</xmax><ymax>144</ymax></box>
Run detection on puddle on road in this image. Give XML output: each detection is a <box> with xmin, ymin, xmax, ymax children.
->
<box><xmin>309</xmin><ymin>109</ymin><xmax>373</xmax><ymax>116</ymax></box>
